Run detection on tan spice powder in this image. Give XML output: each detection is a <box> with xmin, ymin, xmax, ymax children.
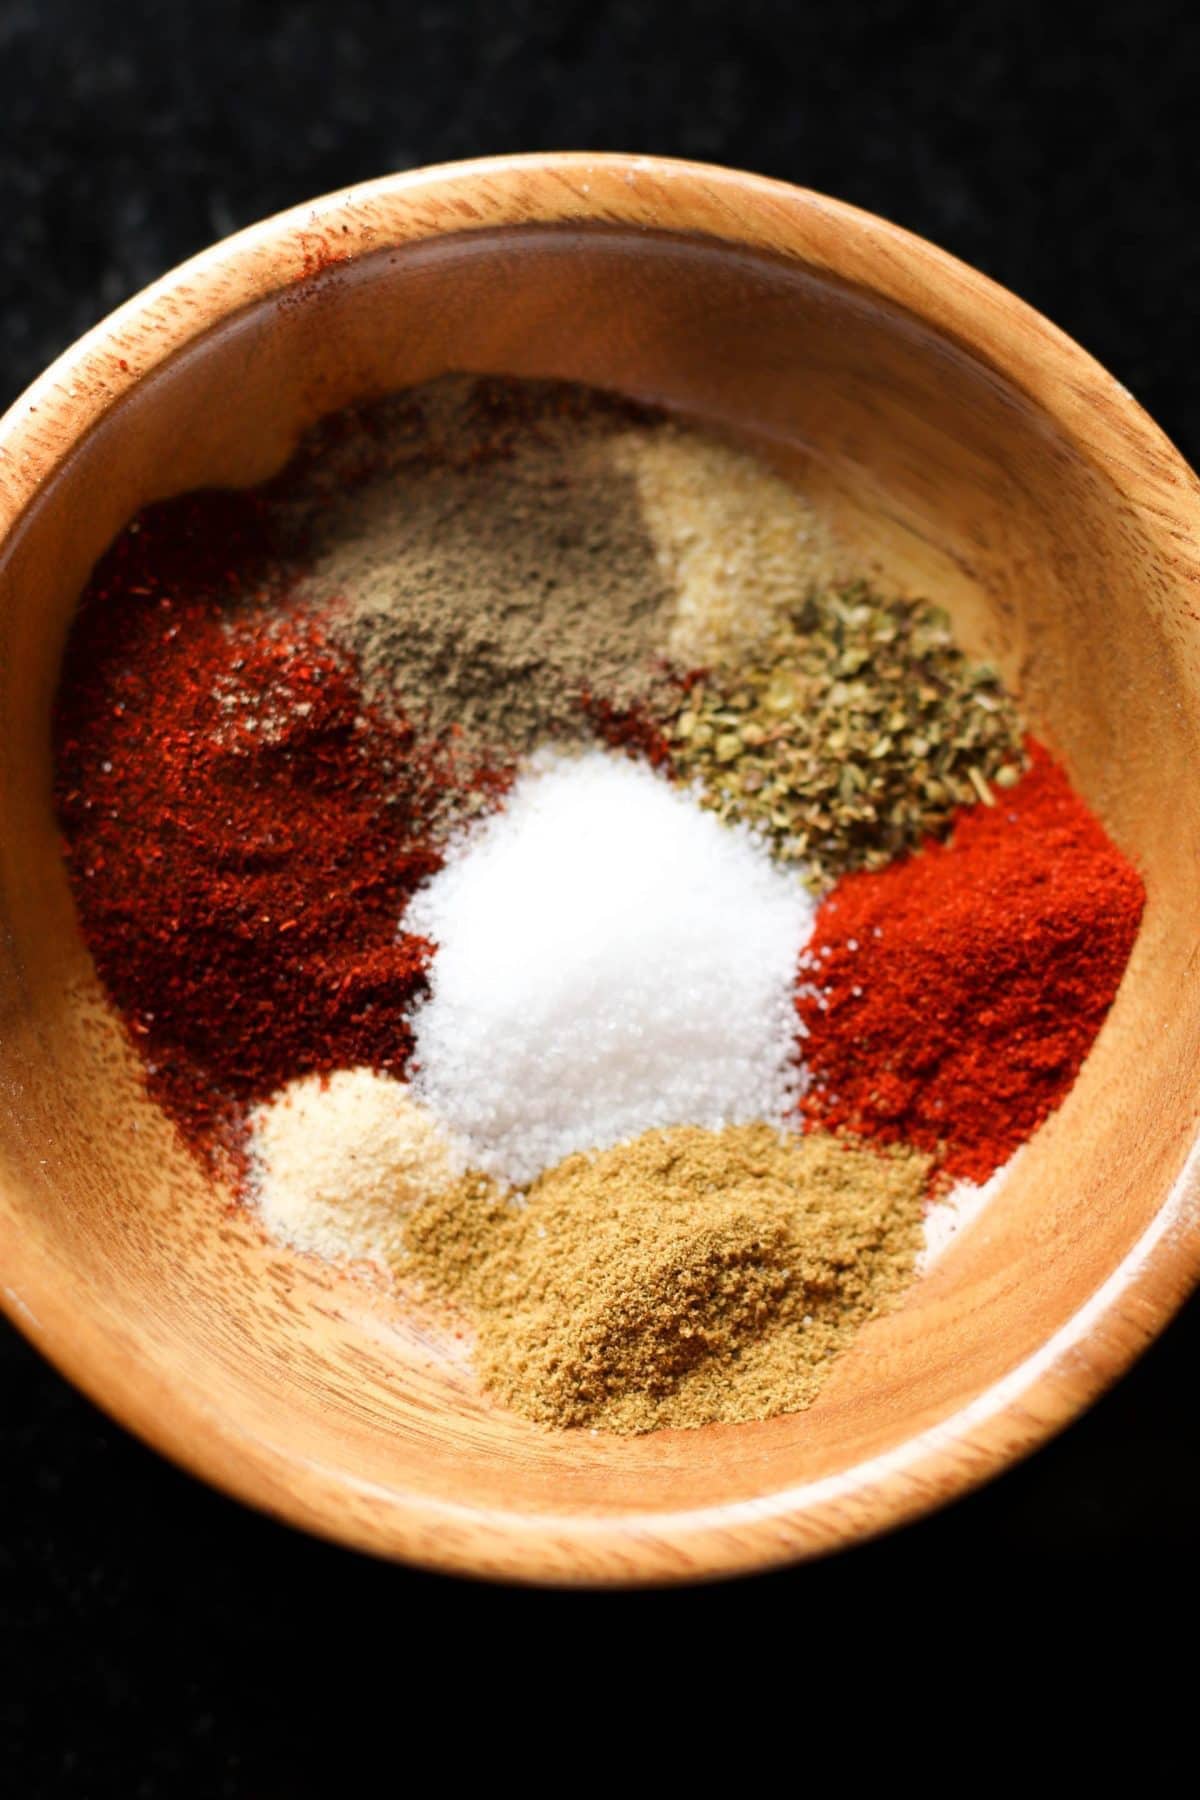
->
<box><xmin>404</xmin><ymin>1123</ymin><xmax>931</xmax><ymax>1434</ymax></box>
<box><xmin>612</xmin><ymin>424</ymin><xmax>842</xmax><ymax>667</ymax></box>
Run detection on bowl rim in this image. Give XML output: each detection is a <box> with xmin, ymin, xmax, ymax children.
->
<box><xmin>3</xmin><ymin>150</ymin><xmax>1200</xmax><ymax>1585</ymax></box>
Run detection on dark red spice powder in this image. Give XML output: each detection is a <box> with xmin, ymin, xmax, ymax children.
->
<box><xmin>53</xmin><ymin>490</ymin><xmax>501</xmax><ymax>1161</ymax></box>
<box><xmin>797</xmin><ymin>740</ymin><xmax>1146</xmax><ymax>1183</ymax></box>
<box><xmin>581</xmin><ymin>689</ymin><xmax>679</xmax><ymax>769</ymax></box>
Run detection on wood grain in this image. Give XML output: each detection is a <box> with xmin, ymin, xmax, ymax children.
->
<box><xmin>1</xmin><ymin>153</ymin><xmax>1199</xmax><ymax>1585</ymax></box>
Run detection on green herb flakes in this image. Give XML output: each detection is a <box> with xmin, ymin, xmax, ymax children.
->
<box><xmin>667</xmin><ymin>582</ymin><xmax>1024</xmax><ymax>888</ymax></box>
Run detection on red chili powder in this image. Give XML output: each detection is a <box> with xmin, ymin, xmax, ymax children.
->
<box><xmin>797</xmin><ymin>740</ymin><xmax>1146</xmax><ymax>1183</ymax></box>
<box><xmin>582</xmin><ymin>689</ymin><xmax>679</xmax><ymax>769</ymax></box>
<box><xmin>54</xmin><ymin>491</ymin><xmax>496</xmax><ymax>1161</ymax></box>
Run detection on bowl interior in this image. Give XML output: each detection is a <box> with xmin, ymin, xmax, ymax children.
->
<box><xmin>2</xmin><ymin>207</ymin><xmax>1199</xmax><ymax>1581</ymax></box>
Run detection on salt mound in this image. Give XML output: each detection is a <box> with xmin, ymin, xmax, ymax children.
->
<box><xmin>407</xmin><ymin>750</ymin><xmax>815</xmax><ymax>1183</ymax></box>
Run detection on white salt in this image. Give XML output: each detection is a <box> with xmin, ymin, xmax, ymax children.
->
<box><xmin>920</xmin><ymin>1153</ymin><xmax>1018</xmax><ymax>1271</ymax></box>
<box><xmin>407</xmin><ymin>749</ymin><xmax>816</xmax><ymax>1183</ymax></box>
<box><xmin>248</xmin><ymin>1068</ymin><xmax>464</xmax><ymax>1264</ymax></box>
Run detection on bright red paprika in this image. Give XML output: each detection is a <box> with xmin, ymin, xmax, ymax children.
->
<box><xmin>797</xmin><ymin>740</ymin><xmax>1145</xmax><ymax>1182</ymax></box>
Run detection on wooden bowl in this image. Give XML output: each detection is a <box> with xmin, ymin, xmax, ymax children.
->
<box><xmin>2</xmin><ymin>154</ymin><xmax>1199</xmax><ymax>1586</ymax></box>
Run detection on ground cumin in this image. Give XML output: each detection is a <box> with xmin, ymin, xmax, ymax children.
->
<box><xmin>404</xmin><ymin>1122</ymin><xmax>930</xmax><ymax>1433</ymax></box>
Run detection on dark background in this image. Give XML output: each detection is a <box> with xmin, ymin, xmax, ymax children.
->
<box><xmin>2</xmin><ymin>0</ymin><xmax>1197</xmax><ymax>1786</ymax></box>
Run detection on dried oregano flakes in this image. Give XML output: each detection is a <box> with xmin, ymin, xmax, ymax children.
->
<box><xmin>665</xmin><ymin>581</ymin><xmax>1025</xmax><ymax>887</ymax></box>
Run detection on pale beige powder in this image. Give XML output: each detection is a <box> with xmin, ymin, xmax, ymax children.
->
<box><xmin>611</xmin><ymin>426</ymin><xmax>842</xmax><ymax>668</ymax></box>
<box><xmin>249</xmin><ymin>1068</ymin><xmax>463</xmax><ymax>1264</ymax></box>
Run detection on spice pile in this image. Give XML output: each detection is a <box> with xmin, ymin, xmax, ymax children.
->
<box><xmin>251</xmin><ymin>1068</ymin><xmax>464</xmax><ymax>1265</ymax></box>
<box><xmin>406</xmin><ymin>1124</ymin><xmax>931</xmax><ymax>1432</ymax></box>
<box><xmin>406</xmin><ymin>750</ymin><xmax>812</xmax><ymax>1182</ymax></box>
<box><xmin>295</xmin><ymin>379</ymin><xmax>683</xmax><ymax>759</ymax></box>
<box><xmin>796</xmin><ymin>741</ymin><xmax>1144</xmax><ymax>1181</ymax></box>
<box><xmin>670</xmin><ymin>583</ymin><xmax>1023</xmax><ymax>883</ymax></box>
<box><xmin>53</xmin><ymin>372</ymin><xmax>1146</xmax><ymax>1437</ymax></box>
<box><xmin>54</xmin><ymin>511</ymin><xmax>461</xmax><ymax>1154</ymax></box>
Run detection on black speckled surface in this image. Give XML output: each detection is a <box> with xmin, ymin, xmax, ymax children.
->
<box><xmin>2</xmin><ymin>0</ymin><xmax>1198</xmax><ymax>1785</ymax></box>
